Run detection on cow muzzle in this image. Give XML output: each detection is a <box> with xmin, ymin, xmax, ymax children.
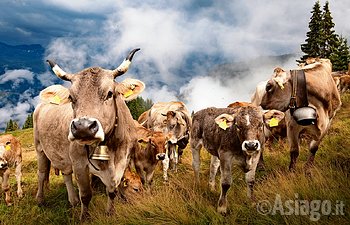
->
<box><xmin>68</xmin><ymin>117</ymin><xmax>105</xmax><ymax>144</ymax></box>
<box><xmin>242</xmin><ymin>140</ymin><xmax>261</xmax><ymax>154</ymax></box>
<box><xmin>0</xmin><ymin>160</ymin><xmax>8</xmax><ymax>170</ymax></box>
<box><xmin>156</xmin><ymin>153</ymin><xmax>166</xmax><ymax>161</ymax></box>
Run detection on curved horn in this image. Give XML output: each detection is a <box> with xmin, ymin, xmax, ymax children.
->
<box><xmin>46</xmin><ymin>60</ymin><xmax>73</xmax><ymax>81</ymax></box>
<box><xmin>113</xmin><ymin>48</ymin><xmax>140</xmax><ymax>78</ymax></box>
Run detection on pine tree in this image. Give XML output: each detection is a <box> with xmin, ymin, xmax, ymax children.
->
<box><xmin>22</xmin><ymin>113</ymin><xmax>34</xmax><ymax>129</ymax></box>
<box><xmin>330</xmin><ymin>36</ymin><xmax>350</xmax><ymax>71</ymax></box>
<box><xmin>321</xmin><ymin>1</ymin><xmax>339</xmax><ymax>58</ymax></box>
<box><xmin>126</xmin><ymin>96</ymin><xmax>154</xmax><ymax>120</ymax></box>
<box><xmin>300</xmin><ymin>1</ymin><xmax>323</xmax><ymax>62</ymax></box>
<box><xmin>5</xmin><ymin>119</ymin><xmax>14</xmax><ymax>132</ymax></box>
<box><xmin>13</xmin><ymin>121</ymin><xmax>19</xmax><ymax>131</ymax></box>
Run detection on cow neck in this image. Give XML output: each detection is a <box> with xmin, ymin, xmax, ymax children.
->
<box><xmin>289</xmin><ymin>69</ymin><xmax>308</xmax><ymax>114</ymax></box>
<box><xmin>84</xmin><ymin>116</ymin><xmax>118</xmax><ymax>171</ymax></box>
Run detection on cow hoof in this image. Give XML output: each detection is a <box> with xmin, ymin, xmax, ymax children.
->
<box><xmin>217</xmin><ymin>206</ymin><xmax>227</xmax><ymax>216</ymax></box>
<box><xmin>6</xmin><ymin>202</ymin><xmax>13</xmax><ymax>207</ymax></box>
<box><xmin>257</xmin><ymin>163</ymin><xmax>265</xmax><ymax>172</ymax></box>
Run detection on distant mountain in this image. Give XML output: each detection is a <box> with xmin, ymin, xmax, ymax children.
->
<box><xmin>0</xmin><ymin>42</ymin><xmax>46</xmax><ymax>74</ymax></box>
<box><xmin>0</xmin><ymin>42</ymin><xmax>48</xmax><ymax>109</ymax></box>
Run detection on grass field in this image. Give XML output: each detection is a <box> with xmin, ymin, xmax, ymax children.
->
<box><xmin>1</xmin><ymin>94</ymin><xmax>349</xmax><ymax>225</ymax></box>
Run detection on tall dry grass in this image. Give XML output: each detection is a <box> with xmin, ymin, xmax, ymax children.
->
<box><xmin>1</xmin><ymin>94</ymin><xmax>349</xmax><ymax>224</ymax></box>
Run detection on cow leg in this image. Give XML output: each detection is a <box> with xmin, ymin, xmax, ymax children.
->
<box><xmin>162</xmin><ymin>148</ymin><xmax>170</xmax><ymax>182</ymax></box>
<box><xmin>287</xmin><ymin>125</ymin><xmax>300</xmax><ymax>171</ymax></box>
<box><xmin>209</xmin><ymin>155</ymin><xmax>220</xmax><ymax>191</ymax></box>
<box><xmin>191</xmin><ymin>142</ymin><xmax>202</xmax><ymax>184</ymax></box>
<box><xmin>135</xmin><ymin>163</ymin><xmax>146</xmax><ymax>185</ymax></box>
<box><xmin>145</xmin><ymin>166</ymin><xmax>156</xmax><ymax>187</ymax></box>
<box><xmin>63</xmin><ymin>173</ymin><xmax>79</xmax><ymax>206</ymax></box>
<box><xmin>217</xmin><ymin>152</ymin><xmax>233</xmax><ymax>215</ymax></box>
<box><xmin>172</xmin><ymin>144</ymin><xmax>178</xmax><ymax>172</ymax></box>
<box><xmin>74</xmin><ymin>168</ymin><xmax>92</xmax><ymax>221</ymax></box>
<box><xmin>15</xmin><ymin>161</ymin><xmax>23</xmax><ymax>198</ymax></box>
<box><xmin>245</xmin><ymin>152</ymin><xmax>260</xmax><ymax>201</ymax></box>
<box><xmin>2</xmin><ymin>169</ymin><xmax>12</xmax><ymax>206</ymax></box>
<box><xmin>35</xmin><ymin>149</ymin><xmax>51</xmax><ymax>205</ymax></box>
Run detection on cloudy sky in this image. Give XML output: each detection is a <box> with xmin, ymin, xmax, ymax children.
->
<box><xmin>0</xmin><ymin>0</ymin><xmax>349</xmax><ymax>128</ymax></box>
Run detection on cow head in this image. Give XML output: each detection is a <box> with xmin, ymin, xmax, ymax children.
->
<box><xmin>47</xmin><ymin>49</ymin><xmax>144</xmax><ymax>145</ymax></box>
<box><xmin>0</xmin><ymin>140</ymin><xmax>10</xmax><ymax>170</ymax></box>
<box><xmin>260</xmin><ymin>68</ymin><xmax>292</xmax><ymax>112</ymax></box>
<box><xmin>138</xmin><ymin>131</ymin><xmax>167</xmax><ymax>161</ymax></box>
<box><xmin>118</xmin><ymin>168</ymin><xmax>143</xmax><ymax>200</ymax></box>
<box><xmin>162</xmin><ymin>110</ymin><xmax>189</xmax><ymax>148</ymax></box>
<box><xmin>214</xmin><ymin>106</ymin><xmax>284</xmax><ymax>156</ymax></box>
<box><xmin>215</xmin><ymin>106</ymin><xmax>264</xmax><ymax>156</ymax></box>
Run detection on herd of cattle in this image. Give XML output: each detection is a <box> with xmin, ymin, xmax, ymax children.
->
<box><xmin>0</xmin><ymin>50</ymin><xmax>347</xmax><ymax>219</ymax></box>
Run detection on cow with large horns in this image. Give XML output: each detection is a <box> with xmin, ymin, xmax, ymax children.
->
<box><xmin>34</xmin><ymin>48</ymin><xmax>144</xmax><ymax>220</ymax></box>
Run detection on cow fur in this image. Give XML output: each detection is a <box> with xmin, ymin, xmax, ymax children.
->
<box><xmin>0</xmin><ymin>134</ymin><xmax>23</xmax><ymax>206</ymax></box>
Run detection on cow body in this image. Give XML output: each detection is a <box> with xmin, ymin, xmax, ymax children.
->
<box><xmin>144</xmin><ymin>101</ymin><xmax>191</xmax><ymax>181</ymax></box>
<box><xmin>0</xmin><ymin>134</ymin><xmax>22</xmax><ymax>206</ymax></box>
<box><xmin>133</xmin><ymin>121</ymin><xmax>166</xmax><ymax>186</ymax></box>
<box><xmin>191</xmin><ymin>106</ymin><xmax>269</xmax><ymax>215</ymax></box>
<box><xmin>34</xmin><ymin>49</ymin><xmax>144</xmax><ymax>220</ymax></box>
<box><xmin>260</xmin><ymin>59</ymin><xmax>341</xmax><ymax>172</ymax></box>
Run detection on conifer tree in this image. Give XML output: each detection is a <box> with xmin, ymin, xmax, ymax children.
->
<box><xmin>300</xmin><ymin>1</ymin><xmax>323</xmax><ymax>62</ymax></box>
<box><xmin>330</xmin><ymin>36</ymin><xmax>350</xmax><ymax>71</ymax></box>
<box><xmin>126</xmin><ymin>96</ymin><xmax>153</xmax><ymax>120</ymax></box>
<box><xmin>22</xmin><ymin>113</ymin><xmax>34</xmax><ymax>129</ymax></box>
<box><xmin>5</xmin><ymin>119</ymin><xmax>14</xmax><ymax>132</ymax></box>
<box><xmin>321</xmin><ymin>1</ymin><xmax>339</xmax><ymax>58</ymax></box>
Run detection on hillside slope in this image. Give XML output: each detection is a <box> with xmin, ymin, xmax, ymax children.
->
<box><xmin>1</xmin><ymin>94</ymin><xmax>349</xmax><ymax>225</ymax></box>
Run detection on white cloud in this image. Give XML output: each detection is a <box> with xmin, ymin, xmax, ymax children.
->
<box><xmin>0</xmin><ymin>69</ymin><xmax>34</xmax><ymax>87</ymax></box>
<box><xmin>43</xmin><ymin>0</ymin><xmax>350</xmax><ymax>113</ymax></box>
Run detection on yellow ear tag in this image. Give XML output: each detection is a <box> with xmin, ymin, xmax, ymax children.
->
<box><xmin>123</xmin><ymin>89</ymin><xmax>133</xmax><ymax>98</ymax></box>
<box><xmin>139</xmin><ymin>142</ymin><xmax>148</xmax><ymax>149</ymax></box>
<box><xmin>5</xmin><ymin>145</ymin><xmax>11</xmax><ymax>151</ymax></box>
<box><xmin>123</xmin><ymin>181</ymin><xmax>128</xmax><ymax>187</ymax></box>
<box><xmin>269</xmin><ymin>118</ymin><xmax>279</xmax><ymax>127</ymax></box>
<box><xmin>219</xmin><ymin>120</ymin><xmax>229</xmax><ymax>130</ymax></box>
<box><xmin>273</xmin><ymin>78</ymin><xmax>284</xmax><ymax>90</ymax></box>
<box><xmin>50</xmin><ymin>95</ymin><xmax>61</xmax><ymax>105</ymax></box>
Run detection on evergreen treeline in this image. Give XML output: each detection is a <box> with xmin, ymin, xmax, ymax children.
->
<box><xmin>300</xmin><ymin>1</ymin><xmax>350</xmax><ymax>71</ymax></box>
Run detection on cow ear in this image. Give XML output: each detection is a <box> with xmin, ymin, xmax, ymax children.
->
<box><xmin>116</xmin><ymin>78</ymin><xmax>145</xmax><ymax>102</ymax></box>
<box><xmin>263</xmin><ymin>110</ymin><xmax>285</xmax><ymax>127</ymax></box>
<box><xmin>215</xmin><ymin>114</ymin><xmax>235</xmax><ymax>130</ymax></box>
<box><xmin>39</xmin><ymin>85</ymin><xmax>70</xmax><ymax>105</ymax></box>
<box><xmin>138</xmin><ymin>138</ymin><xmax>149</xmax><ymax>148</ymax></box>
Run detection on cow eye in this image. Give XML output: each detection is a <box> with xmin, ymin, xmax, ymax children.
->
<box><xmin>106</xmin><ymin>91</ymin><xmax>114</xmax><ymax>100</ymax></box>
<box><xmin>266</xmin><ymin>83</ymin><xmax>273</xmax><ymax>93</ymax></box>
<box><xmin>68</xmin><ymin>95</ymin><xmax>76</xmax><ymax>103</ymax></box>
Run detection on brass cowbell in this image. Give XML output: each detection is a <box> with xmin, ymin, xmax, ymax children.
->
<box><xmin>91</xmin><ymin>145</ymin><xmax>110</xmax><ymax>160</ymax></box>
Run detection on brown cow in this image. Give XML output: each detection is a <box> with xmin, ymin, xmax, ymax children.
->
<box><xmin>191</xmin><ymin>106</ymin><xmax>284</xmax><ymax>215</ymax></box>
<box><xmin>145</xmin><ymin>101</ymin><xmax>192</xmax><ymax>181</ymax></box>
<box><xmin>261</xmin><ymin>58</ymin><xmax>341</xmax><ymax>172</ymax></box>
<box><xmin>118</xmin><ymin>167</ymin><xmax>143</xmax><ymax>201</ymax></box>
<box><xmin>34</xmin><ymin>49</ymin><xmax>144</xmax><ymax>220</ymax></box>
<box><xmin>0</xmin><ymin>134</ymin><xmax>22</xmax><ymax>206</ymax></box>
<box><xmin>338</xmin><ymin>75</ymin><xmax>350</xmax><ymax>93</ymax></box>
<box><xmin>132</xmin><ymin>121</ymin><xmax>166</xmax><ymax>186</ymax></box>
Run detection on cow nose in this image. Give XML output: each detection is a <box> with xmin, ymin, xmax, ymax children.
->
<box><xmin>156</xmin><ymin>153</ymin><xmax>166</xmax><ymax>160</ymax></box>
<box><xmin>0</xmin><ymin>162</ymin><xmax>8</xmax><ymax>169</ymax></box>
<box><xmin>244</xmin><ymin>141</ymin><xmax>259</xmax><ymax>151</ymax></box>
<box><xmin>71</xmin><ymin>118</ymin><xmax>99</xmax><ymax>139</ymax></box>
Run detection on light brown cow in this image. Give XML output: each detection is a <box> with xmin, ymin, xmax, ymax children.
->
<box><xmin>261</xmin><ymin>58</ymin><xmax>341</xmax><ymax>173</ymax></box>
<box><xmin>144</xmin><ymin>101</ymin><xmax>192</xmax><ymax>181</ymax></box>
<box><xmin>191</xmin><ymin>105</ymin><xmax>284</xmax><ymax>215</ymax></box>
<box><xmin>34</xmin><ymin>49</ymin><xmax>144</xmax><ymax>220</ymax></box>
<box><xmin>337</xmin><ymin>75</ymin><xmax>350</xmax><ymax>93</ymax></box>
<box><xmin>132</xmin><ymin>121</ymin><xmax>166</xmax><ymax>186</ymax></box>
<box><xmin>0</xmin><ymin>134</ymin><xmax>22</xmax><ymax>206</ymax></box>
<box><xmin>118</xmin><ymin>167</ymin><xmax>143</xmax><ymax>201</ymax></box>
